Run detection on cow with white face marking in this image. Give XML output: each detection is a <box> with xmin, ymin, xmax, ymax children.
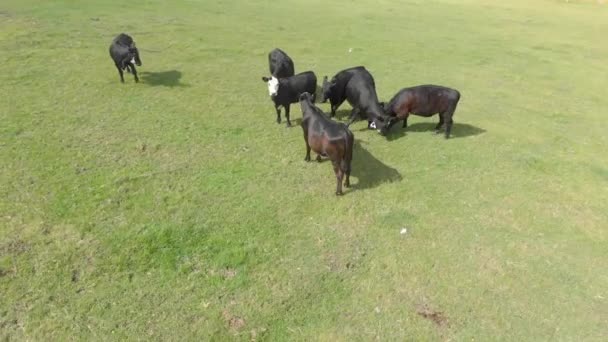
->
<box><xmin>261</xmin><ymin>71</ymin><xmax>317</xmax><ymax>127</ymax></box>
<box><xmin>109</xmin><ymin>33</ymin><xmax>142</xmax><ymax>83</ymax></box>
<box><xmin>268</xmin><ymin>48</ymin><xmax>295</xmax><ymax>78</ymax></box>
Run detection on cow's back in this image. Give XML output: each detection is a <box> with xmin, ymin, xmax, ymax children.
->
<box><xmin>331</xmin><ymin>66</ymin><xmax>369</xmax><ymax>101</ymax></box>
<box><xmin>269</xmin><ymin>48</ymin><xmax>295</xmax><ymax>78</ymax></box>
<box><xmin>276</xmin><ymin>71</ymin><xmax>317</xmax><ymax>105</ymax></box>
<box><xmin>394</xmin><ymin>85</ymin><xmax>460</xmax><ymax>116</ymax></box>
<box><xmin>109</xmin><ymin>33</ymin><xmax>133</xmax><ymax>61</ymax></box>
<box><xmin>113</xmin><ymin>33</ymin><xmax>134</xmax><ymax>47</ymax></box>
<box><xmin>288</xmin><ymin>71</ymin><xmax>317</xmax><ymax>97</ymax></box>
<box><xmin>345</xmin><ymin>71</ymin><xmax>378</xmax><ymax>105</ymax></box>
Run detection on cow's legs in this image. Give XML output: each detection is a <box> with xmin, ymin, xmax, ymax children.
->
<box><xmin>115</xmin><ymin>64</ymin><xmax>125</xmax><ymax>83</ymax></box>
<box><xmin>333</xmin><ymin>161</ymin><xmax>343</xmax><ymax>196</ymax></box>
<box><xmin>128</xmin><ymin>63</ymin><xmax>139</xmax><ymax>83</ymax></box>
<box><xmin>402</xmin><ymin>115</ymin><xmax>409</xmax><ymax>128</ymax></box>
<box><xmin>436</xmin><ymin>108</ymin><xmax>454</xmax><ymax>139</ymax></box>
<box><xmin>435</xmin><ymin>114</ymin><xmax>445</xmax><ymax>133</ymax></box>
<box><xmin>275</xmin><ymin>106</ymin><xmax>281</xmax><ymax>124</ymax></box>
<box><xmin>443</xmin><ymin>112</ymin><xmax>453</xmax><ymax>139</ymax></box>
<box><xmin>125</xmin><ymin>64</ymin><xmax>132</xmax><ymax>74</ymax></box>
<box><xmin>303</xmin><ymin>131</ymin><xmax>311</xmax><ymax>162</ymax></box>
<box><xmin>343</xmin><ymin>161</ymin><xmax>351</xmax><ymax>188</ymax></box>
<box><xmin>345</xmin><ymin>107</ymin><xmax>360</xmax><ymax>126</ymax></box>
<box><xmin>284</xmin><ymin>105</ymin><xmax>291</xmax><ymax>127</ymax></box>
<box><xmin>330</xmin><ymin>105</ymin><xmax>337</xmax><ymax>117</ymax></box>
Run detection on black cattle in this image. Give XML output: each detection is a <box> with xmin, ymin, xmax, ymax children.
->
<box><xmin>261</xmin><ymin>71</ymin><xmax>317</xmax><ymax>127</ymax></box>
<box><xmin>268</xmin><ymin>48</ymin><xmax>295</xmax><ymax>78</ymax></box>
<box><xmin>320</xmin><ymin>66</ymin><xmax>367</xmax><ymax>116</ymax></box>
<box><xmin>109</xmin><ymin>33</ymin><xmax>142</xmax><ymax>83</ymax></box>
<box><xmin>320</xmin><ymin>67</ymin><xmax>390</xmax><ymax>133</ymax></box>
<box><xmin>299</xmin><ymin>92</ymin><xmax>354</xmax><ymax>196</ymax></box>
<box><xmin>342</xmin><ymin>71</ymin><xmax>391</xmax><ymax>132</ymax></box>
<box><xmin>382</xmin><ymin>85</ymin><xmax>461</xmax><ymax>138</ymax></box>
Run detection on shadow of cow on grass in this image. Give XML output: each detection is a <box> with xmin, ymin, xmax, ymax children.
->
<box><xmin>312</xmin><ymin>141</ymin><xmax>401</xmax><ymax>193</ymax></box>
<box><xmin>351</xmin><ymin>141</ymin><xmax>402</xmax><ymax>190</ymax></box>
<box><xmin>140</xmin><ymin>70</ymin><xmax>189</xmax><ymax>87</ymax></box>
<box><xmin>386</xmin><ymin>122</ymin><xmax>486</xmax><ymax>141</ymax></box>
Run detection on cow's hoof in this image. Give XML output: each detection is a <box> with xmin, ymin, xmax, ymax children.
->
<box><xmin>304</xmin><ymin>156</ymin><xmax>311</xmax><ymax>162</ymax></box>
<box><xmin>444</xmin><ymin>135</ymin><xmax>450</xmax><ymax>139</ymax></box>
<box><xmin>316</xmin><ymin>155</ymin><xmax>322</xmax><ymax>162</ymax></box>
<box><xmin>285</xmin><ymin>122</ymin><xmax>291</xmax><ymax>128</ymax></box>
<box><xmin>336</xmin><ymin>191</ymin><xmax>343</xmax><ymax>196</ymax></box>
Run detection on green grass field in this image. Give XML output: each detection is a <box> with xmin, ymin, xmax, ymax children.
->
<box><xmin>1</xmin><ymin>0</ymin><xmax>607</xmax><ymax>340</ymax></box>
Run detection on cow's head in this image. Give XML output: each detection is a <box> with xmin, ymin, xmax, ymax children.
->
<box><xmin>261</xmin><ymin>76</ymin><xmax>279</xmax><ymax>97</ymax></box>
<box><xmin>380</xmin><ymin>101</ymin><xmax>397</xmax><ymax>117</ymax></box>
<box><xmin>299</xmin><ymin>92</ymin><xmax>313</xmax><ymax>103</ymax></box>
<box><xmin>129</xmin><ymin>43</ymin><xmax>142</xmax><ymax>66</ymax></box>
<box><xmin>369</xmin><ymin>116</ymin><xmax>395</xmax><ymax>136</ymax></box>
<box><xmin>319</xmin><ymin>76</ymin><xmax>335</xmax><ymax>103</ymax></box>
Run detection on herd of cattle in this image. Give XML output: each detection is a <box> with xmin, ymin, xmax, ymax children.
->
<box><xmin>260</xmin><ymin>48</ymin><xmax>462</xmax><ymax>195</ymax></box>
<box><xmin>108</xmin><ymin>34</ymin><xmax>461</xmax><ymax>195</ymax></box>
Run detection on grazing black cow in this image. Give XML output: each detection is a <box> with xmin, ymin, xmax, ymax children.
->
<box><xmin>320</xmin><ymin>66</ymin><xmax>367</xmax><ymax>116</ymax></box>
<box><xmin>261</xmin><ymin>71</ymin><xmax>317</xmax><ymax>127</ymax></box>
<box><xmin>299</xmin><ymin>92</ymin><xmax>354</xmax><ymax>196</ymax></box>
<box><xmin>109</xmin><ymin>33</ymin><xmax>142</xmax><ymax>83</ymax></box>
<box><xmin>382</xmin><ymin>85</ymin><xmax>461</xmax><ymax>138</ymax></box>
<box><xmin>342</xmin><ymin>71</ymin><xmax>391</xmax><ymax>133</ymax></box>
<box><xmin>320</xmin><ymin>67</ymin><xmax>390</xmax><ymax>133</ymax></box>
<box><xmin>268</xmin><ymin>48</ymin><xmax>295</xmax><ymax>78</ymax></box>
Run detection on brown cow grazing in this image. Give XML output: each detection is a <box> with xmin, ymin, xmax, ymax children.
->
<box><xmin>299</xmin><ymin>92</ymin><xmax>354</xmax><ymax>196</ymax></box>
<box><xmin>382</xmin><ymin>85</ymin><xmax>461</xmax><ymax>138</ymax></box>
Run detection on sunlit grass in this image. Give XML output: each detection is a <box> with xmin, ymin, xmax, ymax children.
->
<box><xmin>1</xmin><ymin>0</ymin><xmax>607</xmax><ymax>339</ymax></box>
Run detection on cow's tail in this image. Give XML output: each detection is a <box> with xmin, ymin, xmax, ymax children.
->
<box><xmin>341</xmin><ymin>126</ymin><xmax>354</xmax><ymax>175</ymax></box>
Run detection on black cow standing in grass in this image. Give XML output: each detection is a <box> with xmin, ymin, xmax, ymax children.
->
<box><xmin>343</xmin><ymin>71</ymin><xmax>391</xmax><ymax>133</ymax></box>
<box><xmin>268</xmin><ymin>48</ymin><xmax>295</xmax><ymax>78</ymax></box>
<box><xmin>262</xmin><ymin>71</ymin><xmax>317</xmax><ymax>127</ymax></box>
<box><xmin>319</xmin><ymin>67</ymin><xmax>390</xmax><ymax>133</ymax></box>
<box><xmin>109</xmin><ymin>33</ymin><xmax>142</xmax><ymax>83</ymax></box>
<box><xmin>382</xmin><ymin>85</ymin><xmax>461</xmax><ymax>138</ymax></box>
<box><xmin>299</xmin><ymin>92</ymin><xmax>354</xmax><ymax>196</ymax></box>
<box><xmin>320</xmin><ymin>66</ymin><xmax>367</xmax><ymax>116</ymax></box>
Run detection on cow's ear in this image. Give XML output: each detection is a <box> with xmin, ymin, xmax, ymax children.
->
<box><xmin>262</xmin><ymin>76</ymin><xmax>269</xmax><ymax>82</ymax></box>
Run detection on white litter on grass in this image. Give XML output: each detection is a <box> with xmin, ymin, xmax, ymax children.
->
<box><xmin>400</xmin><ymin>228</ymin><xmax>408</xmax><ymax>235</ymax></box>
<box><xmin>348</xmin><ymin>48</ymin><xmax>353</xmax><ymax>53</ymax></box>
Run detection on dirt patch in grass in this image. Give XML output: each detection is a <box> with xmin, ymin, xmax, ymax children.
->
<box><xmin>71</xmin><ymin>269</ymin><xmax>80</xmax><ymax>282</ymax></box>
<box><xmin>222</xmin><ymin>309</ymin><xmax>246</xmax><ymax>331</ymax></box>
<box><xmin>220</xmin><ymin>268</ymin><xmax>237</xmax><ymax>279</ymax></box>
<box><xmin>0</xmin><ymin>239</ymin><xmax>30</xmax><ymax>255</ymax></box>
<box><xmin>416</xmin><ymin>303</ymin><xmax>449</xmax><ymax>328</ymax></box>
